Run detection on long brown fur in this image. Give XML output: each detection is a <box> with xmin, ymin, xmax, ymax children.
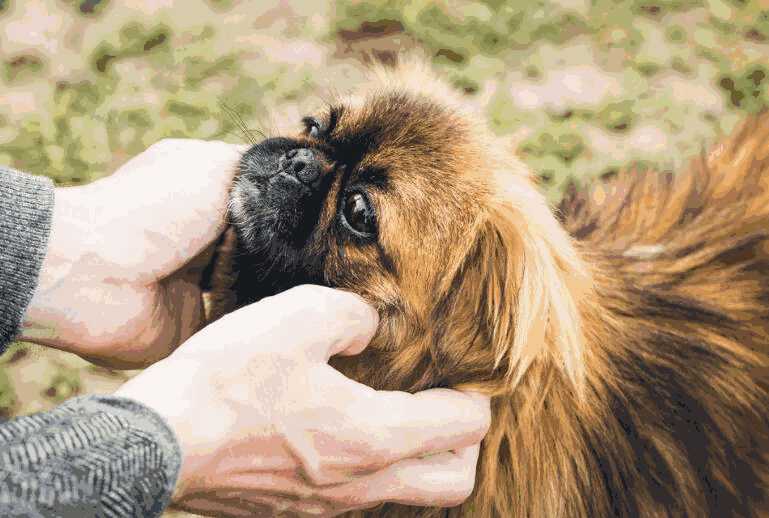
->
<box><xmin>210</xmin><ymin>62</ymin><xmax>769</xmax><ymax>517</ymax></box>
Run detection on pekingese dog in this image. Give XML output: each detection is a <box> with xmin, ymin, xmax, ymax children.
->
<box><xmin>208</xmin><ymin>61</ymin><xmax>769</xmax><ymax>517</ymax></box>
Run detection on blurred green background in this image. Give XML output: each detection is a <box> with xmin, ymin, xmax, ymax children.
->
<box><xmin>0</xmin><ymin>1</ymin><xmax>767</xmax><ymax>513</ymax></box>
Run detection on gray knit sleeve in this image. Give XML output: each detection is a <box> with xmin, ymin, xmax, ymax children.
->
<box><xmin>0</xmin><ymin>395</ymin><xmax>182</xmax><ymax>517</ymax></box>
<box><xmin>0</xmin><ymin>166</ymin><xmax>54</xmax><ymax>351</ymax></box>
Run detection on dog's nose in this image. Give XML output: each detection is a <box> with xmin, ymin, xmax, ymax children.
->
<box><xmin>279</xmin><ymin>148</ymin><xmax>320</xmax><ymax>185</ymax></box>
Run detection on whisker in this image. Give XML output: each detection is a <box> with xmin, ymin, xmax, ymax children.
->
<box><xmin>219</xmin><ymin>101</ymin><xmax>260</xmax><ymax>144</ymax></box>
<box><xmin>251</xmin><ymin>113</ymin><xmax>272</xmax><ymax>139</ymax></box>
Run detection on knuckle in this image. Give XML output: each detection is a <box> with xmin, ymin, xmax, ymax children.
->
<box><xmin>344</xmin><ymin>422</ymin><xmax>394</xmax><ymax>472</ymax></box>
<box><xmin>299</xmin><ymin>456</ymin><xmax>332</xmax><ymax>487</ymax></box>
<box><xmin>303</xmin><ymin>469</ymin><xmax>331</xmax><ymax>488</ymax></box>
<box><xmin>366</xmin><ymin>438</ymin><xmax>398</xmax><ymax>469</ymax></box>
<box><xmin>354</xmin><ymin>450</ymin><xmax>390</xmax><ymax>475</ymax></box>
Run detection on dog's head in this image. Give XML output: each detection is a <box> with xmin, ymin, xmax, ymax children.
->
<box><xmin>229</xmin><ymin>61</ymin><xmax>590</xmax><ymax>394</ymax></box>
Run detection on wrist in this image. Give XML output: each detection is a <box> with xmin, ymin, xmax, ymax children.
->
<box><xmin>114</xmin><ymin>356</ymin><xmax>240</xmax><ymax>501</ymax></box>
<box><xmin>21</xmin><ymin>185</ymin><xmax>97</xmax><ymax>346</ymax></box>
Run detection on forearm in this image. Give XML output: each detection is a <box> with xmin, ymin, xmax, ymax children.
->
<box><xmin>0</xmin><ymin>395</ymin><xmax>181</xmax><ymax>517</ymax></box>
<box><xmin>0</xmin><ymin>167</ymin><xmax>54</xmax><ymax>350</ymax></box>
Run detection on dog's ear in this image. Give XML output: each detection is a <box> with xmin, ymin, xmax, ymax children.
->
<box><xmin>463</xmin><ymin>184</ymin><xmax>592</xmax><ymax>391</ymax></box>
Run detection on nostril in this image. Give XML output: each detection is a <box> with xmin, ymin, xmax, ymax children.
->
<box><xmin>298</xmin><ymin>167</ymin><xmax>319</xmax><ymax>183</ymax></box>
<box><xmin>279</xmin><ymin>148</ymin><xmax>320</xmax><ymax>185</ymax></box>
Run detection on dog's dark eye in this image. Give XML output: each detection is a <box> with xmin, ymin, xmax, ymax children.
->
<box><xmin>302</xmin><ymin>117</ymin><xmax>321</xmax><ymax>138</ymax></box>
<box><xmin>341</xmin><ymin>191</ymin><xmax>376</xmax><ymax>237</ymax></box>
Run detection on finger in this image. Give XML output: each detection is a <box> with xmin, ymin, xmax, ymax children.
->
<box><xmin>154</xmin><ymin>142</ymin><xmax>244</xmax><ymax>266</ymax></box>
<box><xmin>322</xmin><ymin>444</ymin><xmax>482</xmax><ymax>509</ymax></box>
<box><xmin>113</xmin><ymin>138</ymin><xmax>244</xmax><ymax>176</ymax></box>
<box><xmin>247</xmin><ymin>285</ymin><xmax>379</xmax><ymax>361</ymax></box>
<box><xmin>366</xmin><ymin>389</ymin><xmax>490</xmax><ymax>462</ymax></box>
<box><xmin>116</xmin><ymin>139</ymin><xmax>244</xmax><ymax>280</ymax></box>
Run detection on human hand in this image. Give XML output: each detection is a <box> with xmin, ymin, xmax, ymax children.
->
<box><xmin>21</xmin><ymin>139</ymin><xmax>244</xmax><ymax>368</ymax></box>
<box><xmin>115</xmin><ymin>285</ymin><xmax>491</xmax><ymax>517</ymax></box>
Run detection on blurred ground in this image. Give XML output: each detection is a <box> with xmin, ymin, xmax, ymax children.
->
<box><xmin>0</xmin><ymin>0</ymin><xmax>767</xmax><ymax>516</ymax></box>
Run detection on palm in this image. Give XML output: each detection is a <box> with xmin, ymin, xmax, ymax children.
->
<box><xmin>22</xmin><ymin>139</ymin><xmax>243</xmax><ymax>369</ymax></box>
<box><xmin>70</xmin><ymin>276</ymin><xmax>203</xmax><ymax>369</ymax></box>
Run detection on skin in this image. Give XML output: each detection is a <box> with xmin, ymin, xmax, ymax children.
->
<box><xmin>20</xmin><ymin>139</ymin><xmax>491</xmax><ymax>517</ymax></box>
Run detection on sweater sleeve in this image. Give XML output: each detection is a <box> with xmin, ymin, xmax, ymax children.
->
<box><xmin>0</xmin><ymin>166</ymin><xmax>54</xmax><ymax>352</ymax></box>
<box><xmin>0</xmin><ymin>395</ymin><xmax>182</xmax><ymax>517</ymax></box>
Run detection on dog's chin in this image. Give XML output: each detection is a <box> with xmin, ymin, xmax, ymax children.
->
<box><xmin>229</xmin><ymin>173</ymin><xmax>315</xmax><ymax>251</ymax></box>
<box><xmin>228</xmin><ymin>176</ymin><xmax>265</xmax><ymax>251</ymax></box>
<box><xmin>225</xmin><ymin>174</ymin><xmax>328</xmax><ymax>304</ymax></box>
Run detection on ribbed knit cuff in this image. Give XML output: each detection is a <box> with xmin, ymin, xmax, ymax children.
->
<box><xmin>0</xmin><ymin>167</ymin><xmax>54</xmax><ymax>352</ymax></box>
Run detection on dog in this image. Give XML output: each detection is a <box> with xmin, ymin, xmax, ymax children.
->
<box><xmin>208</xmin><ymin>61</ymin><xmax>769</xmax><ymax>517</ymax></box>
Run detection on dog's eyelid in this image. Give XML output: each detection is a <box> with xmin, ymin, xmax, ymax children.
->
<box><xmin>301</xmin><ymin>107</ymin><xmax>341</xmax><ymax>138</ymax></box>
<box><xmin>301</xmin><ymin>116</ymin><xmax>322</xmax><ymax>134</ymax></box>
<box><xmin>338</xmin><ymin>185</ymin><xmax>378</xmax><ymax>241</ymax></box>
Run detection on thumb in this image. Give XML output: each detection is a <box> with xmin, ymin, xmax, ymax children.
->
<box><xmin>246</xmin><ymin>285</ymin><xmax>379</xmax><ymax>362</ymax></box>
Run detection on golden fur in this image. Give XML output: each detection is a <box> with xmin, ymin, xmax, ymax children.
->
<box><xmin>210</xmin><ymin>61</ymin><xmax>769</xmax><ymax>517</ymax></box>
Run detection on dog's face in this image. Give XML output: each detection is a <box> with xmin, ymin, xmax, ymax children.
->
<box><xmin>228</xmin><ymin>63</ymin><xmax>588</xmax><ymax>393</ymax></box>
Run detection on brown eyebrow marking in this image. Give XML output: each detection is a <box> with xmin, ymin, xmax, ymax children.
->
<box><xmin>357</xmin><ymin>166</ymin><xmax>389</xmax><ymax>191</ymax></box>
<box><xmin>376</xmin><ymin>242</ymin><xmax>398</xmax><ymax>276</ymax></box>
